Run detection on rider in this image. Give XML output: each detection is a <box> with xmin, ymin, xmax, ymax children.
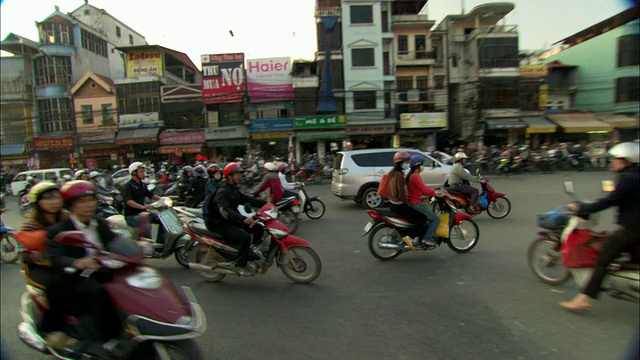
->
<box><xmin>251</xmin><ymin>162</ymin><xmax>283</xmax><ymax>202</ymax></box>
<box><xmin>205</xmin><ymin>163</ymin><xmax>266</xmax><ymax>274</ymax></box>
<box><xmin>278</xmin><ymin>162</ymin><xmax>300</xmax><ymax>199</ymax></box>
<box><xmin>186</xmin><ymin>165</ymin><xmax>207</xmax><ymax>207</ymax></box>
<box><xmin>560</xmin><ymin>142</ymin><xmax>640</xmax><ymax>312</ymax></box>
<box><xmin>447</xmin><ymin>152</ymin><xmax>485</xmax><ymax>214</ymax></box>
<box><xmin>386</xmin><ymin>151</ymin><xmax>431</xmax><ymax>250</ymax></box>
<box><xmin>406</xmin><ymin>155</ymin><xmax>441</xmax><ymax>247</ymax></box>
<box><xmin>88</xmin><ymin>171</ymin><xmax>110</xmax><ymax>195</ymax></box>
<box><xmin>74</xmin><ymin>170</ymin><xmax>89</xmax><ymax>181</ymax></box>
<box><xmin>203</xmin><ymin>164</ymin><xmax>222</xmax><ymax>216</ymax></box>
<box><xmin>122</xmin><ymin>162</ymin><xmax>163</xmax><ymax>247</ymax></box>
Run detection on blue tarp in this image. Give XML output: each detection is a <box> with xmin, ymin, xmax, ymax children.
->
<box><xmin>0</xmin><ymin>144</ymin><xmax>25</xmax><ymax>156</ymax></box>
<box><xmin>317</xmin><ymin>16</ymin><xmax>338</xmax><ymax>113</ymax></box>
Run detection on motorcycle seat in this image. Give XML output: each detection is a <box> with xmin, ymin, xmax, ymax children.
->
<box><xmin>188</xmin><ymin>222</ymin><xmax>224</xmax><ymax>240</ymax></box>
<box><xmin>274</xmin><ymin>196</ymin><xmax>297</xmax><ymax>207</ymax></box>
<box><xmin>443</xmin><ymin>188</ymin><xmax>464</xmax><ymax>195</ymax></box>
<box><xmin>375</xmin><ymin>208</ymin><xmax>405</xmax><ymax>219</ymax></box>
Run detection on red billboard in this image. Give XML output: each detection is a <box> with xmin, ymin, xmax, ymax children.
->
<box><xmin>201</xmin><ymin>53</ymin><xmax>245</xmax><ymax>104</ymax></box>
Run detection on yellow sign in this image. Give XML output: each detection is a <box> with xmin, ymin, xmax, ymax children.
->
<box><xmin>520</xmin><ymin>65</ymin><xmax>548</xmax><ymax>77</ymax></box>
<box><xmin>400</xmin><ymin>112</ymin><xmax>447</xmax><ymax>129</ymax></box>
<box><xmin>251</xmin><ymin>131</ymin><xmax>290</xmax><ymax>140</ymax></box>
<box><xmin>126</xmin><ymin>50</ymin><xmax>163</xmax><ymax>78</ymax></box>
<box><xmin>538</xmin><ymin>84</ymin><xmax>549</xmax><ymax>110</ymax></box>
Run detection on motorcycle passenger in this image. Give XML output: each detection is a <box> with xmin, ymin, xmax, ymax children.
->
<box><xmin>179</xmin><ymin>166</ymin><xmax>193</xmax><ymax>202</ymax></box>
<box><xmin>406</xmin><ymin>155</ymin><xmax>441</xmax><ymax>247</ymax></box>
<box><xmin>385</xmin><ymin>151</ymin><xmax>431</xmax><ymax>250</ymax></box>
<box><xmin>252</xmin><ymin>162</ymin><xmax>283</xmax><ymax>202</ymax></box>
<box><xmin>205</xmin><ymin>163</ymin><xmax>266</xmax><ymax>274</ymax></box>
<box><xmin>205</xmin><ymin>164</ymin><xmax>222</xmax><ymax>199</ymax></box>
<box><xmin>186</xmin><ymin>165</ymin><xmax>207</xmax><ymax>208</ymax></box>
<box><xmin>560</xmin><ymin>142</ymin><xmax>640</xmax><ymax>312</ymax></box>
<box><xmin>74</xmin><ymin>170</ymin><xmax>89</xmax><ymax>181</ymax></box>
<box><xmin>47</xmin><ymin>181</ymin><xmax>120</xmax><ymax>343</ymax></box>
<box><xmin>278</xmin><ymin>162</ymin><xmax>299</xmax><ymax>199</ymax></box>
<box><xmin>122</xmin><ymin>162</ymin><xmax>164</xmax><ymax>247</ymax></box>
<box><xmin>304</xmin><ymin>155</ymin><xmax>317</xmax><ymax>177</ymax></box>
<box><xmin>88</xmin><ymin>171</ymin><xmax>109</xmax><ymax>195</ymax></box>
<box><xmin>448</xmin><ymin>152</ymin><xmax>485</xmax><ymax>214</ymax></box>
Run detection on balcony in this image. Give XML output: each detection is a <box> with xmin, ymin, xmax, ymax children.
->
<box><xmin>469</xmin><ymin>25</ymin><xmax>518</xmax><ymax>41</ymax></box>
<box><xmin>396</xmin><ymin>89</ymin><xmax>435</xmax><ymax>103</ymax></box>
<box><xmin>396</xmin><ymin>50</ymin><xmax>437</xmax><ymax>66</ymax></box>
<box><xmin>392</xmin><ymin>14</ymin><xmax>435</xmax><ymax>28</ymax></box>
<box><xmin>315</xmin><ymin>50</ymin><xmax>343</xmax><ymax>61</ymax></box>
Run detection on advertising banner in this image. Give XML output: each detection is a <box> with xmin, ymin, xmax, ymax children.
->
<box><xmin>126</xmin><ymin>50</ymin><xmax>163</xmax><ymax>78</ymax></box>
<box><xmin>247</xmin><ymin>57</ymin><xmax>293</xmax><ymax>102</ymax></box>
<box><xmin>520</xmin><ymin>65</ymin><xmax>548</xmax><ymax>77</ymax></box>
<box><xmin>346</xmin><ymin>124</ymin><xmax>395</xmax><ymax>135</ymax></box>
<box><xmin>159</xmin><ymin>130</ymin><xmax>205</xmax><ymax>145</ymax></box>
<box><xmin>400</xmin><ymin>113</ymin><xmax>448</xmax><ymax>129</ymax></box>
<box><xmin>250</xmin><ymin>119</ymin><xmax>294</xmax><ymax>132</ymax></box>
<box><xmin>78</xmin><ymin>131</ymin><xmax>115</xmax><ymax>144</ymax></box>
<box><xmin>201</xmin><ymin>53</ymin><xmax>245</xmax><ymax>104</ymax></box>
<box><xmin>294</xmin><ymin>115</ymin><xmax>346</xmax><ymax>129</ymax></box>
<box><xmin>34</xmin><ymin>136</ymin><xmax>74</xmax><ymax>151</ymax></box>
<box><xmin>204</xmin><ymin>126</ymin><xmax>248</xmax><ymax>140</ymax></box>
<box><xmin>119</xmin><ymin>113</ymin><xmax>162</xmax><ymax>129</ymax></box>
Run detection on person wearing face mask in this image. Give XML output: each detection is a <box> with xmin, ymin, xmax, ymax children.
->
<box><xmin>406</xmin><ymin>155</ymin><xmax>442</xmax><ymax>247</ymax></box>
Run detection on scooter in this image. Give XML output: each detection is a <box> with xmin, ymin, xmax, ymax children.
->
<box><xmin>527</xmin><ymin>181</ymin><xmax>639</xmax><ymax>301</ymax></box>
<box><xmin>445</xmin><ymin>171</ymin><xmax>512</xmax><ymax>219</ymax></box>
<box><xmin>1</xmin><ymin>193</ymin><xmax>20</xmax><ymax>264</ymax></box>
<box><xmin>273</xmin><ymin>195</ymin><xmax>302</xmax><ymax>234</ymax></box>
<box><xmin>96</xmin><ymin>193</ymin><xmax>120</xmax><ymax>220</ymax></box>
<box><xmin>184</xmin><ymin>203</ymin><xmax>322</xmax><ymax>283</ymax></box>
<box><xmin>106</xmin><ymin>197</ymin><xmax>193</xmax><ymax>268</ymax></box>
<box><xmin>362</xmin><ymin>192</ymin><xmax>480</xmax><ymax>261</ymax></box>
<box><xmin>17</xmin><ymin>231</ymin><xmax>206</xmax><ymax>359</ymax></box>
<box><xmin>295</xmin><ymin>183</ymin><xmax>326</xmax><ymax>220</ymax></box>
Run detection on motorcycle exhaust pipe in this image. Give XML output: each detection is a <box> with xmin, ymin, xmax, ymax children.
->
<box><xmin>188</xmin><ymin>263</ymin><xmax>215</xmax><ymax>272</ymax></box>
<box><xmin>378</xmin><ymin>243</ymin><xmax>403</xmax><ymax>250</ymax></box>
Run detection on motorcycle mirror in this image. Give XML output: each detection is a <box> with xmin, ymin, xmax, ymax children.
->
<box><xmin>475</xmin><ymin>168</ymin><xmax>480</xmax><ymax>175</ymax></box>
<box><xmin>601</xmin><ymin>180</ymin><xmax>615</xmax><ymax>192</ymax></box>
<box><xmin>563</xmin><ymin>181</ymin><xmax>575</xmax><ymax>195</ymax></box>
<box><xmin>243</xmin><ymin>203</ymin><xmax>252</xmax><ymax>213</ymax></box>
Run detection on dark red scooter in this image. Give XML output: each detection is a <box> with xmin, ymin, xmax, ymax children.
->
<box><xmin>17</xmin><ymin>231</ymin><xmax>206</xmax><ymax>359</ymax></box>
<box><xmin>445</xmin><ymin>171</ymin><xmax>512</xmax><ymax>219</ymax></box>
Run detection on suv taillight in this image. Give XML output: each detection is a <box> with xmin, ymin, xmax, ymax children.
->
<box><xmin>338</xmin><ymin>168</ymin><xmax>349</xmax><ymax>175</ymax></box>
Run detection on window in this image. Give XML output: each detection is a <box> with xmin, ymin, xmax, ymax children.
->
<box><xmin>129</xmin><ymin>34</ymin><xmax>134</xmax><ymax>45</ymax></box>
<box><xmin>434</xmin><ymin>76</ymin><xmax>445</xmax><ymax>90</ymax></box>
<box><xmin>81</xmin><ymin>29</ymin><xmax>107</xmax><ymax>57</ymax></box>
<box><xmin>616</xmin><ymin>77</ymin><xmax>640</xmax><ymax>103</ymax></box>
<box><xmin>396</xmin><ymin>76</ymin><xmax>413</xmax><ymax>91</ymax></box>
<box><xmin>478</xmin><ymin>38</ymin><xmax>519</xmax><ymax>68</ymax></box>
<box><xmin>44</xmin><ymin>172</ymin><xmax>56</xmax><ymax>181</ymax></box>
<box><xmin>352</xmin><ymin>48</ymin><xmax>374</xmax><ymax>67</ymax></box>
<box><xmin>350</xmin><ymin>5</ymin><xmax>373</xmax><ymax>24</ymax></box>
<box><xmin>416</xmin><ymin>76</ymin><xmax>428</xmax><ymax>90</ymax></box>
<box><xmin>37</xmin><ymin>98</ymin><xmax>74</xmax><ymax>133</ymax></box>
<box><xmin>353</xmin><ymin>91</ymin><xmax>376</xmax><ymax>110</ymax></box>
<box><xmin>39</xmin><ymin>22</ymin><xmax>74</xmax><ymax>45</ymax></box>
<box><xmin>116</xmin><ymin>82</ymin><xmax>160</xmax><ymax>114</ymax></box>
<box><xmin>351</xmin><ymin>154</ymin><xmax>378</xmax><ymax>167</ymax></box>
<box><xmin>116</xmin><ymin>26</ymin><xmax>121</xmax><ymax>37</ymax></box>
<box><xmin>34</xmin><ymin>56</ymin><xmax>72</xmax><ymax>86</ymax></box>
<box><xmin>81</xmin><ymin>105</ymin><xmax>93</xmax><ymax>125</ymax></box>
<box><xmin>479</xmin><ymin>78</ymin><xmax>519</xmax><ymax>109</ymax></box>
<box><xmin>415</xmin><ymin>35</ymin><xmax>426</xmax><ymax>59</ymax></box>
<box><xmin>101</xmin><ymin>104</ymin><xmax>114</xmax><ymax>125</ymax></box>
<box><xmin>617</xmin><ymin>35</ymin><xmax>639</xmax><ymax>67</ymax></box>
<box><xmin>397</xmin><ymin>35</ymin><xmax>408</xmax><ymax>55</ymax></box>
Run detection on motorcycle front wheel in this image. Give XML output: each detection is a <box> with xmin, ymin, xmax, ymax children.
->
<box><xmin>280</xmin><ymin>209</ymin><xmax>299</xmax><ymax>234</ymax></box>
<box><xmin>527</xmin><ymin>237</ymin><xmax>571</xmax><ymax>286</ymax></box>
<box><xmin>191</xmin><ymin>243</ymin><xmax>226</xmax><ymax>282</ymax></box>
<box><xmin>367</xmin><ymin>223</ymin><xmax>403</xmax><ymax>260</ymax></box>
<box><xmin>304</xmin><ymin>199</ymin><xmax>325</xmax><ymax>219</ymax></box>
<box><xmin>174</xmin><ymin>245</ymin><xmax>191</xmax><ymax>268</ymax></box>
<box><xmin>487</xmin><ymin>197</ymin><xmax>511</xmax><ymax>219</ymax></box>
<box><xmin>279</xmin><ymin>246</ymin><xmax>321</xmax><ymax>283</ymax></box>
<box><xmin>447</xmin><ymin>219</ymin><xmax>479</xmax><ymax>253</ymax></box>
<box><xmin>0</xmin><ymin>234</ymin><xmax>20</xmax><ymax>263</ymax></box>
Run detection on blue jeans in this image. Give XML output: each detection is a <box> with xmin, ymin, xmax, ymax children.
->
<box><xmin>410</xmin><ymin>203</ymin><xmax>440</xmax><ymax>240</ymax></box>
<box><xmin>126</xmin><ymin>214</ymin><xmax>165</xmax><ymax>245</ymax></box>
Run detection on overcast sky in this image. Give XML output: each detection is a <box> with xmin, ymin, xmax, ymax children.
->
<box><xmin>0</xmin><ymin>0</ymin><xmax>635</xmax><ymax>67</ymax></box>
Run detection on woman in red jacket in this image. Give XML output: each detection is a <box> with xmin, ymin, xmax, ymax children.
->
<box><xmin>406</xmin><ymin>155</ymin><xmax>441</xmax><ymax>247</ymax></box>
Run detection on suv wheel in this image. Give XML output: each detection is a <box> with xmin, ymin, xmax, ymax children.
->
<box><xmin>361</xmin><ymin>187</ymin><xmax>383</xmax><ymax>209</ymax></box>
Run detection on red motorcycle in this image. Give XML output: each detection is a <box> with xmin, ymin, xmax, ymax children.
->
<box><xmin>17</xmin><ymin>231</ymin><xmax>206</xmax><ymax>359</ymax></box>
<box><xmin>184</xmin><ymin>203</ymin><xmax>322</xmax><ymax>283</ymax></box>
<box><xmin>445</xmin><ymin>173</ymin><xmax>511</xmax><ymax>219</ymax></box>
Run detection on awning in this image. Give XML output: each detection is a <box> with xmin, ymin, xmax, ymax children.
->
<box><xmin>1</xmin><ymin>144</ymin><xmax>25</xmax><ymax>156</ymax></box>
<box><xmin>158</xmin><ymin>144</ymin><xmax>202</xmax><ymax>155</ymax></box>
<box><xmin>207</xmin><ymin>140</ymin><xmax>247</xmax><ymax>147</ymax></box>
<box><xmin>296</xmin><ymin>131</ymin><xmax>346</xmax><ymax>141</ymax></box>
<box><xmin>115</xmin><ymin>128</ymin><xmax>159</xmax><ymax>145</ymax></box>
<box><xmin>522</xmin><ymin>116</ymin><xmax>557</xmax><ymax>134</ymax></box>
<box><xmin>597</xmin><ymin>114</ymin><xmax>639</xmax><ymax>129</ymax></box>
<box><xmin>485</xmin><ymin>118</ymin><xmax>527</xmax><ymax>130</ymax></box>
<box><xmin>547</xmin><ymin>113</ymin><xmax>613</xmax><ymax>133</ymax></box>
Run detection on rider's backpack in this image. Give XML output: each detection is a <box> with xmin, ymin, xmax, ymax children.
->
<box><xmin>377</xmin><ymin>172</ymin><xmax>390</xmax><ymax>198</ymax></box>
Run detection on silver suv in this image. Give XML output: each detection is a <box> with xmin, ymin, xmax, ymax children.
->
<box><xmin>331</xmin><ymin>148</ymin><xmax>452</xmax><ymax>209</ymax></box>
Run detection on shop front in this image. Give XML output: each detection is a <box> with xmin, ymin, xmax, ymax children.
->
<box><xmin>33</xmin><ymin>136</ymin><xmax>75</xmax><ymax>168</ymax></box>
<box><xmin>522</xmin><ymin>116</ymin><xmax>557</xmax><ymax>148</ymax></box>
<box><xmin>158</xmin><ymin>129</ymin><xmax>206</xmax><ymax>164</ymax></box>
<box><xmin>546</xmin><ymin>113</ymin><xmax>613</xmax><ymax>143</ymax></box>
<box><xmin>597</xmin><ymin>114</ymin><xmax>639</xmax><ymax>142</ymax></box>
<box><xmin>398</xmin><ymin>112</ymin><xmax>447</xmax><ymax>151</ymax></box>
<box><xmin>0</xmin><ymin>144</ymin><xmax>29</xmax><ymax>169</ymax></box>
<box><xmin>294</xmin><ymin>115</ymin><xmax>346</xmax><ymax>164</ymax></box>
<box><xmin>483</xmin><ymin>118</ymin><xmax>527</xmax><ymax>146</ymax></box>
<box><xmin>205</xmin><ymin>126</ymin><xmax>249</xmax><ymax>162</ymax></box>
<box><xmin>78</xmin><ymin>130</ymin><xmax>123</xmax><ymax>169</ymax></box>
<box><xmin>345</xmin><ymin>122</ymin><xmax>396</xmax><ymax>150</ymax></box>
<box><xmin>250</xmin><ymin>119</ymin><xmax>294</xmax><ymax>159</ymax></box>
<box><xmin>115</xmin><ymin>128</ymin><xmax>160</xmax><ymax>164</ymax></box>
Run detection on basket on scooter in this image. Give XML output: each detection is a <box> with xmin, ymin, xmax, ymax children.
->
<box><xmin>537</xmin><ymin>207</ymin><xmax>569</xmax><ymax>230</ymax></box>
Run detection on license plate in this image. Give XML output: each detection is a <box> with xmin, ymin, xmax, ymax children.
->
<box><xmin>363</xmin><ymin>221</ymin><xmax>374</xmax><ymax>233</ymax></box>
<box><xmin>291</xmin><ymin>205</ymin><xmax>301</xmax><ymax>213</ymax></box>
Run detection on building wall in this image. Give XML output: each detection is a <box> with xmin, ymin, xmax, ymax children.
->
<box><xmin>73</xmin><ymin>94</ymin><xmax>117</xmax><ymax>131</ymax></box>
<box><xmin>1</xmin><ymin>56</ymin><xmax>36</xmax><ymax>143</ymax></box>
<box><xmin>70</xmin><ymin>4</ymin><xmax>147</xmax><ymax>48</ymax></box>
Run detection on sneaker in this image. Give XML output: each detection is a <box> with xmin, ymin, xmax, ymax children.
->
<box><xmin>401</xmin><ymin>236</ymin><xmax>419</xmax><ymax>250</ymax></box>
<box><xmin>421</xmin><ymin>239</ymin><xmax>438</xmax><ymax>247</ymax></box>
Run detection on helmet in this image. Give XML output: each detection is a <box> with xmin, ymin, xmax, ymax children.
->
<box><xmin>182</xmin><ymin>166</ymin><xmax>193</xmax><ymax>175</ymax></box>
<box><xmin>277</xmin><ymin>162</ymin><xmax>288</xmax><ymax>172</ymax></box>
<box><xmin>112</xmin><ymin>165</ymin><xmax>119</xmax><ymax>170</ymax></box>
<box><xmin>608</xmin><ymin>142</ymin><xmax>639</xmax><ymax>163</ymax></box>
<box><xmin>74</xmin><ymin>170</ymin><xmax>87</xmax><ymax>179</ymax></box>
<box><xmin>60</xmin><ymin>180</ymin><xmax>96</xmax><ymax>207</ymax></box>
<box><xmin>393</xmin><ymin>151</ymin><xmax>410</xmax><ymax>164</ymax></box>
<box><xmin>27</xmin><ymin>181</ymin><xmax>59</xmax><ymax>204</ymax></box>
<box><xmin>223</xmin><ymin>162</ymin><xmax>244</xmax><ymax>177</ymax></box>
<box><xmin>264</xmin><ymin>162</ymin><xmax>277</xmax><ymax>172</ymax></box>
<box><xmin>207</xmin><ymin>164</ymin><xmax>222</xmax><ymax>177</ymax></box>
<box><xmin>89</xmin><ymin>171</ymin><xmax>101</xmax><ymax>180</ymax></box>
<box><xmin>194</xmin><ymin>165</ymin><xmax>206</xmax><ymax>176</ymax></box>
<box><xmin>409</xmin><ymin>155</ymin><xmax>424</xmax><ymax>168</ymax></box>
<box><xmin>454</xmin><ymin>152</ymin><xmax>469</xmax><ymax>161</ymax></box>
<box><xmin>62</xmin><ymin>174</ymin><xmax>73</xmax><ymax>181</ymax></box>
<box><xmin>128</xmin><ymin>162</ymin><xmax>145</xmax><ymax>175</ymax></box>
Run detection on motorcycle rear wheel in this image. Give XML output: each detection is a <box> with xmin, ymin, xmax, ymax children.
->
<box><xmin>527</xmin><ymin>238</ymin><xmax>571</xmax><ymax>286</ymax></box>
<box><xmin>279</xmin><ymin>246</ymin><xmax>321</xmax><ymax>283</ymax></box>
<box><xmin>368</xmin><ymin>224</ymin><xmax>403</xmax><ymax>260</ymax></box>
<box><xmin>304</xmin><ymin>199</ymin><xmax>325</xmax><ymax>219</ymax></box>
<box><xmin>280</xmin><ymin>209</ymin><xmax>299</xmax><ymax>234</ymax></box>
<box><xmin>191</xmin><ymin>243</ymin><xmax>226</xmax><ymax>282</ymax></box>
<box><xmin>174</xmin><ymin>245</ymin><xmax>191</xmax><ymax>268</ymax></box>
<box><xmin>447</xmin><ymin>219</ymin><xmax>479</xmax><ymax>253</ymax></box>
<box><xmin>487</xmin><ymin>197</ymin><xmax>511</xmax><ymax>219</ymax></box>
<box><xmin>0</xmin><ymin>234</ymin><xmax>20</xmax><ymax>263</ymax></box>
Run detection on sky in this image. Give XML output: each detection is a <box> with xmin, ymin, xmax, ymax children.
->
<box><xmin>0</xmin><ymin>0</ymin><xmax>636</xmax><ymax>68</ymax></box>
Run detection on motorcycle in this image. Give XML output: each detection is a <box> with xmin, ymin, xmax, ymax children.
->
<box><xmin>272</xmin><ymin>195</ymin><xmax>302</xmax><ymax>234</ymax></box>
<box><xmin>106</xmin><ymin>197</ymin><xmax>193</xmax><ymax>268</ymax></box>
<box><xmin>527</xmin><ymin>181</ymin><xmax>639</xmax><ymax>301</ymax></box>
<box><xmin>296</xmin><ymin>183</ymin><xmax>326</xmax><ymax>220</ymax></box>
<box><xmin>362</xmin><ymin>192</ymin><xmax>480</xmax><ymax>260</ymax></box>
<box><xmin>184</xmin><ymin>203</ymin><xmax>322</xmax><ymax>283</ymax></box>
<box><xmin>17</xmin><ymin>231</ymin><xmax>206</xmax><ymax>359</ymax></box>
<box><xmin>445</xmin><ymin>171</ymin><xmax>511</xmax><ymax>219</ymax></box>
<box><xmin>1</xmin><ymin>193</ymin><xmax>20</xmax><ymax>264</ymax></box>
<box><xmin>96</xmin><ymin>193</ymin><xmax>120</xmax><ymax>220</ymax></box>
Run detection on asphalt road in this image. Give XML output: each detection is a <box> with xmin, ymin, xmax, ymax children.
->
<box><xmin>1</xmin><ymin>171</ymin><xmax>638</xmax><ymax>360</ymax></box>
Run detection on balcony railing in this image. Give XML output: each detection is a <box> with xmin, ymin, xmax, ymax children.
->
<box><xmin>396</xmin><ymin>50</ymin><xmax>437</xmax><ymax>62</ymax></box>
<box><xmin>396</xmin><ymin>89</ymin><xmax>435</xmax><ymax>103</ymax></box>
<box><xmin>455</xmin><ymin>25</ymin><xmax>518</xmax><ymax>42</ymax></box>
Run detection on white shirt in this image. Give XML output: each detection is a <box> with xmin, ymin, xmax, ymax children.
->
<box><xmin>278</xmin><ymin>172</ymin><xmax>297</xmax><ymax>191</ymax></box>
<box><xmin>69</xmin><ymin>214</ymin><xmax>103</xmax><ymax>256</ymax></box>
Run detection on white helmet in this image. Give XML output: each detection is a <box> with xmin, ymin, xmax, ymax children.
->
<box><xmin>609</xmin><ymin>142</ymin><xmax>639</xmax><ymax>163</ymax></box>
<box><xmin>128</xmin><ymin>162</ymin><xmax>145</xmax><ymax>175</ymax></box>
<box><xmin>74</xmin><ymin>170</ymin><xmax>87</xmax><ymax>179</ymax></box>
<box><xmin>454</xmin><ymin>152</ymin><xmax>469</xmax><ymax>161</ymax></box>
<box><xmin>264</xmin><ymin>162</ymin><xmax>277</xmax><ymax>172</ymax></box>
<box><xmin>89</xmin><ymin>171</ymin><xmax>101</xmax><ymax>179</ymax></box>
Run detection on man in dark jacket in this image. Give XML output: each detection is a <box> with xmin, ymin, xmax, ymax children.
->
<box><xmin>205</xmin><ymin>163</ymin><xmax>266</xmax><ymax>274</ymax></box>
<box><xmin>186</xmin><ymin>165</ymin><xmax>208</xmax><ymax>207</ymax></box>
<box><xmin>560</xmin><ymin>142</ymin><xmax>640</xmax><ymax>311</ymax></box>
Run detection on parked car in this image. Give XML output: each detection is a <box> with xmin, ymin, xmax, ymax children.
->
<box><xmin>331</xmin><ymin>148</ymin><xmax>452</xmax><ymax>209</ymax></box>
<box><xmin>10</xmin><ymin>168</ymin><xmax>72</xmax><ymax>195</ymax></box>
<box><xmin>111</xmin><ymin>167</ymin><xmax>155</xmax><ymax>189</ymax></box>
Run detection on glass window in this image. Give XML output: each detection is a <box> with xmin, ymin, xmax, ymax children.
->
<box><xmin>44</xmin><ymin>172</ymin><xmax>56</xmax><ymax>180</ymax></box>
<box><xmin>353</xmin><ymin>91</ymin><xmax>377</xmax><ymax>110</ymax></box>
<box><xmin>415</xmin><ymin>35</ymin><xmax>426</xmax><ymax>59</ymax></box>
<box><xmin>81</xmin><ymin>104</ymin><xmax>93</xmax><ymax>125</ymax></box>
<box><xmin>13</xmin><ymin>174</ymin><xmax>26</xmax><ymax>182</ymax></box>
<box><xmin>616</xmin><ymin>77</ymin><xmax>640</xmax><ymax>103</ymax></box>
<box><xmin>129</xmin><ymin>34</ymin><xmax>134</xmax><ymax>45</ymax></box>
<box><xmin>479</xmin><ymin>78</ymin><xmax>519</xmax><ymax>109</ymax></box>
<box><xmin>397</xmin><ymin>35</ymin><xmax>408</xmax><ymax>55</ymax></box>
<box><xmin>396</xmin><ymin>76</ymin><xmax>413</xmax><ymax>91</ymax></box>
<box><xmin>116</xmin><ymin>26</ymin><xmax>121</xmax><ymax>37</ymax></box>
<box><xmin>350</xmin><ymin>5</ymin><xmax>373</xmax><ymax>24</ymax></box>
<box><xmin>617</xmin><ymin>35</ymin><xmax>639</xmax><ymax>67</ymax></box>
<box><xmin>478</xmin><ymin>38</ymin><xmax>519</xmax><ymax>68</ymax></box>
<box><xmin>39</xmin><ymin>22</ymin><xmax>74</xmax><ymax>45</ymax></box>
<box><xmin>81</xmin><ymin>29</ymin><xmax>107</xmax><ymax>57</ymax></box>
<box><xmin>351</xmin><ymin>154</ymin><xmax>378</xmax><ymax>167</ymax></box>
<box><xmin>34</xmin><ymin>56</ymin><xmax>72</xmax><ymax>86</ymax></box>
<box><xmin>37</xmin><ymin>98</ymin><xmax>74</xmax><ymax>134</ymax></box>
<box><xmin>352</xmin><ymin>48</ymin><xmax>374</xmax><ymax>67</ymax></box>
<box><xmin>101</xmin><ymin>104</ymin><xmax>114</xmax><ymax>125</ymax></box>
<box><xmin>416</xmin><ymin>76</ymin><xmax>428</xmax><ymax>90</ymax></box>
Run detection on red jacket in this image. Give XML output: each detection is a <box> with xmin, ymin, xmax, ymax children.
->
<box><xmin>407</xmin><ymin>173</ymin><xmax>436</xmax><ymax>205</ymax></box>
<box><xmin>252</xmin><ymin>172</ymin><xmax>283</xmax><ymax>202</ymax></box>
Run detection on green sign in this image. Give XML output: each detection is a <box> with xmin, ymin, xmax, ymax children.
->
<box><xmin>294</xmin><ymin>115</ymin><xmax>346</xmax><ymax>129</ymax></box>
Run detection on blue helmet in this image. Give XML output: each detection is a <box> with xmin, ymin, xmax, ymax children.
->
<box><xmin>409</xmin><ymin>155</ymin><xmax>423</xmax><ymax>168</ymax></box>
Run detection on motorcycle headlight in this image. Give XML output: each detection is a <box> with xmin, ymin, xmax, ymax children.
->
<box><xmin>125</xmin><ymin>266</ymin><xmax>162</xmax><ymax>289</ymax></box>
<box><xmin>163</xmin><ymin>197</ymin><xmax>173</xmax><ymax>208</ymax></box>
<box><xmin>100</xmin><ymin>259</ymin><xmax>127</xmax><ymax>269</ymax></box>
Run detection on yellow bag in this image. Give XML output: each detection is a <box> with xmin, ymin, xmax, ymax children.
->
<box><xmin>435</xmin><ymin>213</ymin><xmax>450</xmax><ymax>238</ymax></box>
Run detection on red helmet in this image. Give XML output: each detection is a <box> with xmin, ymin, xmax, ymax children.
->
<box><xmin>393</xmin><ymin>151</ymin><xmax>410</xmax><ymax>164</ymax></box>
<box><xmin>207</xmin><ymin>164</ymin><xmax>222</xmax><ymax>177</ymax></box>
<box><xmin>60</xmin><ymin>180</ymin><xmax>96</xmax><ymax>207</ymax></box>
<box><xmin>223</xmin><ymin>162</ymin><xmax>244</xmax><ymax>177</ymax></box>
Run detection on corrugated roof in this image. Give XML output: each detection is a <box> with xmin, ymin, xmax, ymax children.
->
<box><xmin>553</xmin><ymin>6</ymin><xmax>640</xmax><ymax>46</ymax></box>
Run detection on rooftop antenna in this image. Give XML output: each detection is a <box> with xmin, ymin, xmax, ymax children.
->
<box><xmin>461</xmin><ymin>0</ymin><xmax>465</xmax><ymax>14</ymax></box>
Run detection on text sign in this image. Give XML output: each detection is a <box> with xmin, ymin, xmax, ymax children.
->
<box><xmin>201</xmin><ymin>53</ymin><xmax>245</xmax><ymax>104</ymax></box>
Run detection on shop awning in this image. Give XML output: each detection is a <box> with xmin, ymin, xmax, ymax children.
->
<box><xmin>485</xmin><ymin>118</ymin><xmax>527</xmax><ymax>130</ymax></box>
<box><xmin>207</xmin><ymin>140</ymin><xmax>247</xmax><ymax>147</ymax></box>
<box><xmin>547</xmin><ymin>113</ymin><xmax>613</xmax><ymax>133</ymax></box>
<box><xmin>158</xmin><ymin>144</ymin><xmax>202</xmax><ymax>155</ymax></box>
<box><xmin>296</xmin><ymin>131</ymin><xmax>346</xmax><ymax>141</ymax></box>
<box><xmin>115</xmin><ymin>128</ymin><xmax>159</xmax><ymax>145</ymax></box>
<box><xmin>597</xmin><ymin>114</ymin><xmax>639</xmax><ymax>129</ymax></box>
<box><xmin>522</xmin><ymin>116</ymin><xmax>557</xmax><ymax>134</ymax></box>
<box><xmin>1</xmin><ymin>144</ymin><xmax>25</xmax><ymax>156</ymax></box>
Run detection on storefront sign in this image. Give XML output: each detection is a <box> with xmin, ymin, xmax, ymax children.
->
<box><xmin>119</xmin><ymin>113</ymin><xmax>162</xmax><ymax>129</ymax></box>
<box><xmin>250</xmin><ymin>118</ymin><xmax>294</xmax><ymax>132</ymax></box>
<box><xmin>83</xmin><ymin>148</ymin><xmax>128</xmax><ymax>158</ymax></box>
<box><xmin>201</xmin><ymin>53</ymin><xmax>245</xmax><ymax>104</ymax></box>
<box><xmin>78</xmin><ymin>131</ymin><xmax>116</xmax><ymax>144</ymax></box>
<box><xmin>159</xmin><ymin>130</ymin><xmax>205</xmax><ymax>145</ymax></box>
<box><xmin>400</xmin><ymin>113</ymin><xmax>448</xmax><ymax>129</ymax></box>
<box><xmin>251</xmin><ymin>131</ymin><xmax>290</xmax><ymax>140</ymax></box>
<box><xmin>34</xmin><ymin>136</ymin><xmax>74</xmax><ymax>151</ymax></box>
<box><xmin>158</xmin><ymin>145</ymin><xmax>202</xmax><ymax>155</ymax></box>
<box><xmin>247</xmin><ymin>57</ymin><xmax>293</xmax><ymax>102</ymax></box>
<box><xmin>346</xmin><ymin>124</ymin><xmax>395</xmax><ymax>135</ymax></box>
<box><xmin>126</xmin><ymin>50</ymin><xmax>163</xmax><ymax>78</ymax></box>
<box><xmin>520</xmin><ymin>65</ymin><xmax>548</xmax><ymax>77</ymax></box>
<box><xmin>294</xmin><ymin>115</ymin><xmax>346</xmax><ymax>129</ymax></box>
<box><xmin>204</xmin><ymin>126</ymin><xmax>248</xmax><ymax>140</ymax></box>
